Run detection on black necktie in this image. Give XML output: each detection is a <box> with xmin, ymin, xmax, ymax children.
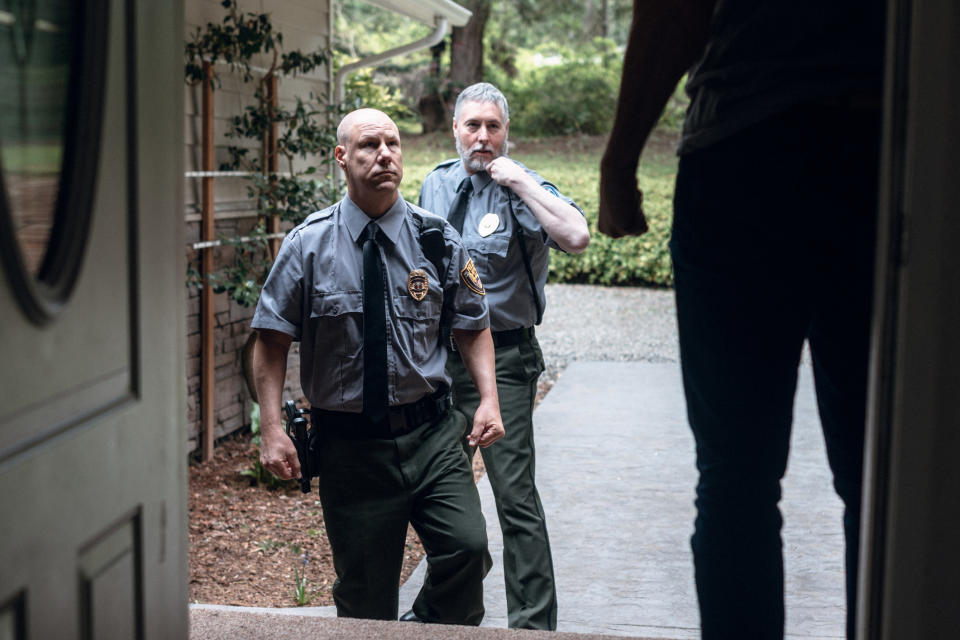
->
<box><xmin>361</xmin><ymin>222</ymin><xmax>388</xmax><ymax>426</ymax></box>
<box><xmin>446</xmin><ymin>176</ymin><xmax>473</xmax><ymax>234</ymax></box>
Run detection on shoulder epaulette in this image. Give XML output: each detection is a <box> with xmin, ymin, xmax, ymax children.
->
<box><xmin>430</xmin><ymin>158</ymin><xmax>459</xmax><ymax>172</ymax></box>
<box><xmin>302</xmin><ymin>207</ymin><xmax>335</xmax><ymax>226</ymax></box>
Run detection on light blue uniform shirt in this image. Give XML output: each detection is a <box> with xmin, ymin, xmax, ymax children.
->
<box><xmin>419</xmin><ymin>158</ymin><xmax>584</xmax><ymax>332</ymax></box>
<box><xmin>252</xmin><ymin>194</ymin><xmax>489</xmax><ymax>412</ymax></box>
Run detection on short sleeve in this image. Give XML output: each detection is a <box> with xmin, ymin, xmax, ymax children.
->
<box><xmin>445</xmin><ymin>228</ymin><xmax>490</xmax><ymax>331</ymax></box>
<box><xmin>251</xmin><ymin>232</ymin><xmax>304</xmax><ymax>339</ymax></box>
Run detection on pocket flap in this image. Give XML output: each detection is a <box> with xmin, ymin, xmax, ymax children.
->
<box><xmin>310</xmin><ymin>291</ymin><xmax>362</xmax><ymax>318</ymax></box>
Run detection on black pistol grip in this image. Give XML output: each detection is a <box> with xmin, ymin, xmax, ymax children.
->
<box><xmin>286</xmin><ymin>430</ymin><xmax>312</xmax><ymax>494</ymax></box>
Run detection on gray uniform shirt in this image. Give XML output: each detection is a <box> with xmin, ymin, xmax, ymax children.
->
<box><xmin>419</xmin><ymin>158</ymin><xmax>584</xmax><ymax>332</ymax></box>
<box><xmin>251</xmin><ymin>194</ymin><xmax>489</xmax><ymax>412</ymax></box>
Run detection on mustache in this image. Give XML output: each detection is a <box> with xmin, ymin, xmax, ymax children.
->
<box><xmin>469</xmin><ymin>145</ymin><xmax>494</xmax><ymax>155</ymax></box>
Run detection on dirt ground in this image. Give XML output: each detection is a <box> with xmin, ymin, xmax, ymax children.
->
<box><xmin>189</xmin><ymin>378</ymin><xmax>554</xmax><ymax>609</ymax></box>
<box><xmin>189</xmin><ymin>433</ymin><xmax>487</xmax><ymax>608</ymax></box>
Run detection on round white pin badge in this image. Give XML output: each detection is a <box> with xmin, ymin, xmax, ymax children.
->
<box><xmin>478</xmin><ymin>213</ymin><xmax>499</xmax><ymax>237</ymax></box>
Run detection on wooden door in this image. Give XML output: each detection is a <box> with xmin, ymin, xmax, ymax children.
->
<box><xmin>0</xmin><ymin>1</ymin><xmax>186</xmax><ymax>638</ymax></box>
<box><xmin>859</xmin><ymin>0</ymin><xmax>960</xmax><ymax>637</ymax></box>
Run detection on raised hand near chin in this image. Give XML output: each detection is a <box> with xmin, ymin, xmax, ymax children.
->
<box><xmin>485</xmin><ymin>156</ymin><xmax>527</xmax><ymax>188</ymax></box>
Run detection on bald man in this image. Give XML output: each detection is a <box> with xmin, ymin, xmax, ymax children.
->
<box><xmin>252</xmin><ymin>109</ymin><xmax>503</xmax><ymax>624</ymax></box>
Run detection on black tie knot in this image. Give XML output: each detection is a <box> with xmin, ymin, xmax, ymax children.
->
<box><xmin>362</xmin><ymin>222</ymin><xmax>380</xmax><ymax>245</ymax></box>
<box><xmin>458</xmin><ymin>176</ymin><xmax>473</xmax><ymax>194</ymax></box>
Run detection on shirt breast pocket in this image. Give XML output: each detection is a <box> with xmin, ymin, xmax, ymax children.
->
<box><xmin>393</xmin><ymin>292</ymin><xmax>442</xmax><ymax>366</ymax></box>
<box><xmin>464</xmin><ymin>234</ymin><xmax>510</xmax><ymax>280</ymax></box>
<box><xmin>309</xmin><ymin>291</ymin><xmax>363</xmax><ymax>357</ymax></box>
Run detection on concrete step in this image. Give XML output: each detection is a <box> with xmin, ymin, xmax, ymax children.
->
<box><xmin>189</xmin><ymin>607</ymin><xmax>666</xmax><ymax>640</ymax></box>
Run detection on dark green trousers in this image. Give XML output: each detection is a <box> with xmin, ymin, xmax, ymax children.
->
<box><xmin>316</xmin><ymin>408</ymin><xmax>491</xmax><ymax>624</ymax></box>
<box><xmin>447</xmin><ymin>334</ymin><xmax>558</xmax><ymax>630</ymax></box>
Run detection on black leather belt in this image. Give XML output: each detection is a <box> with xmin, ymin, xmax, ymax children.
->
<box><xmin>449</xmin><ymin>326</ymin><xmax>535</xmax><ymax>351</ymax></box>
<box><xmin>312</xmin><ymin>385</ymin><xmax>450</xmax><ymax>439</ymax></box>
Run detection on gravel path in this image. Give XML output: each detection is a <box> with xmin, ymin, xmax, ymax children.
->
<box><xmin>535</xmin><ymin>284</ymin><xmax>679</xmax><ymax>394</ymax></box>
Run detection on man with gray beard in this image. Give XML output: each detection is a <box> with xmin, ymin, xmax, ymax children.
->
<box><xmin>416</xmin><ymin>82</ymin><xmax>590</xmax><ymax>630</ymax></box>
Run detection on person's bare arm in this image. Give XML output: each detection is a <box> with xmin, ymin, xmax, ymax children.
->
<box><xmin>598</xmin><ymin>0</ymin><xmax>715</xmax><ymax>238</ymax></box>
<box><xmin>451</xmin><ymin>327</ymin><xmax>504</xmax><ymax>447</ymax></box>
<box><xmin>486</xmin><ymin>157</ymin><xmax>590</xmax><ymax>253</ymax></box>
<box><xmin>253</xmin><ymin>329</ymin><xmax>300</xmax><ymax>480</ymax></box>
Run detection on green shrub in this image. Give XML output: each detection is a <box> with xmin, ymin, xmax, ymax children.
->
<box><xmin>548</xmin><ymin>186</ymin><xmax>674</xmax><ymax>288</ymax></box>
<box><xmin>484</xmin><ymin>39</ymin><xmax>622</xmax><ymax>137</ymax></box>
<box><xmin>510</xmin><ymin>62</ymin><xmax>621</xmax><ymax>136</ymax></box>
<box><xmin>343</xmin><ymin>67</ymin><xmax>413</xmax><ymax>124</ymax></box>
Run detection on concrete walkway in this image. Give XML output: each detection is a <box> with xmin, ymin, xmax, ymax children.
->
<box><xmin>398</xmin><ymin>360</ymin><xmax>846</xmax><ymax>639</ymax></box>
<box><xmin>193</xmin><ymin>357</ymin><xmax>848</xmax><ymax>639</ymax></box>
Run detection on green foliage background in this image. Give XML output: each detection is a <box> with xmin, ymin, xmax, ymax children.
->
<box><xmin>334</xmin><ymin>1</ymin><xmax>687</xmax><ymax>289</ymax></box>
<box><xmin>401</xmin><ymin>131</ymin><xmax>678</xmax><ymax>288</ymax></box>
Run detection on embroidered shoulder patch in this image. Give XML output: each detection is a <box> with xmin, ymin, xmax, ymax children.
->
<box><xmin>460</xmin><ymin>259</ymin><xmax>485</xmax><ymax>295</ymax></box>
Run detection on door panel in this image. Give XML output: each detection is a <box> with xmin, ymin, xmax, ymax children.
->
<box><xmin>0</xmin><ymin>1</ymin><xmax>186</xmax><ymax>638</ymax></box>
<box><xmin>859</xmin><ymin>0</ymin><xmax>960</xmax><ymax>637</ymax></box>
<box><xmin>0</xmin><ymin>0</ymin><xmax>133</xmax><ymax>464</ymax></box>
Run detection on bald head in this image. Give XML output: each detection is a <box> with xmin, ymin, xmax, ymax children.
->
<box><xmin>335</xmin><ymin>108</ymin><xmax>403</xmax><ymax>216</ymax></box>
<box><xmin>337</xmin><ymin>108</ymin><xmax>397</xmax><ymax>146</ymax></box>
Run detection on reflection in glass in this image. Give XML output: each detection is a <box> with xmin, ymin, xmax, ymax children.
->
<box><xmin>0</xmin><ymin>1</ymin><xmax>76</xmax><ymax>275</ymax></box>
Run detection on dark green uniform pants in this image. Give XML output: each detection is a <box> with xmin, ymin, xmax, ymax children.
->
<box><xmin>317</xmin><ymin>408</ymin><xmax>491</xmax><ymax>624</ymax></box>
<box><xmin>447</xmin><ymin>334</ymin><xmax>558</xmax><ymax>630</ymax></box>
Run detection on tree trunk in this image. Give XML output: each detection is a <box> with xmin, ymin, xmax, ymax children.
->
<box><xmin>448</xmin><ymin>0</ymin><xmax>491</xmax><ymax>103</ymax></box>
<box><xmin>419</xmin><ymin>42</ymin><xmax>448</xmax><ymax>133</ymax></box>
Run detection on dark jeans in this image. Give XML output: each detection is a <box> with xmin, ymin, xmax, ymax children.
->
<box><xmin>671</xmin><ymin>104</ymin><xmax>881</xmax><ymax>639</ymax></box>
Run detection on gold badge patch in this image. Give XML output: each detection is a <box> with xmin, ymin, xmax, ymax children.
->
<box><xmin>460</xmin><ymin>259</ymin><xmax>485</xmax><ymax>295</ymax></box>
<box><xmin>407</xmin><ymin>269</ymin><xmax>429</xmax><ymax>301</ymax></box>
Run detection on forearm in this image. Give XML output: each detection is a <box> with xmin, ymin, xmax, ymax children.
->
<box><xmin>508</xmin><ymin>172</ymin><xmax>590</xmax><ymax>254</ymax></box>
<box><xmin>451</xmin><ymin>327</ymin><xmax>504</xmax><ymax>447</ymax></box>
<box><xmin>253</xmin><ymin>329</ymin><xmax>293</xmax><ymax>437</ymax></box>
<box><xmin>603</xmin><ymin>0</ymin><xmax>715</xmax><ymax>172</ymax></box>
<box><xmin>451</xmin><ymin>328</ymin><xmax>499</xmax><ymax>404</ymax></box>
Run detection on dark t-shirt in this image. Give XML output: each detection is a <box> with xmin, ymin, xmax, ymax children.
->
<box><xmin>679</xmin><ymin>0</ymin><xmax>886</xmax><ymax>154</ymax></box>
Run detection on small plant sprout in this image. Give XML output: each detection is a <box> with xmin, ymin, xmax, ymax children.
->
<box><xmin>293</xmin><ymin>551</ymin><xmax>314</xmax><ymax>606</ymax></box>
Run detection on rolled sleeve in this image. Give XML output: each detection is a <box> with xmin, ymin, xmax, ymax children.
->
<box><xmin>251</xmin><ymin>232</ymin><xmax>303</xmax><ymax>339</ymax></box>
<box><xmin>446</xmin><ymin>231</ymin><xmax>490</xmax><ymax>332</ymax></box>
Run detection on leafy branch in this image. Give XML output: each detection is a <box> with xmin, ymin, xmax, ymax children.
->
<box><xmin>185</xmin><ymin>0</ymin><xmax>337</xmax><ymax>305</ymax></box>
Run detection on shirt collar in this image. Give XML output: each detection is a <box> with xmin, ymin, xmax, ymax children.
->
<box><xmin>455</xmin><ymin>160</ymin><xmax>494</xmax><ymax>194</ymax></box>
<box><xmin>341</xmin><ymin>193</ymin><xmax>407</xmax><ymax>245</ymax></box>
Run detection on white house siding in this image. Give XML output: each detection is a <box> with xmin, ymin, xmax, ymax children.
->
<box><xmin>182</xmin><ymin>0</ymin><xmax>332</xmax><ymax>452</ymax></box>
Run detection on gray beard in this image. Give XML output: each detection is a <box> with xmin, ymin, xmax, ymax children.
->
<box><xmin>455</xmin><ymin>135</ymin><xmax>509</xmax><ymax>172</ymax></box>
